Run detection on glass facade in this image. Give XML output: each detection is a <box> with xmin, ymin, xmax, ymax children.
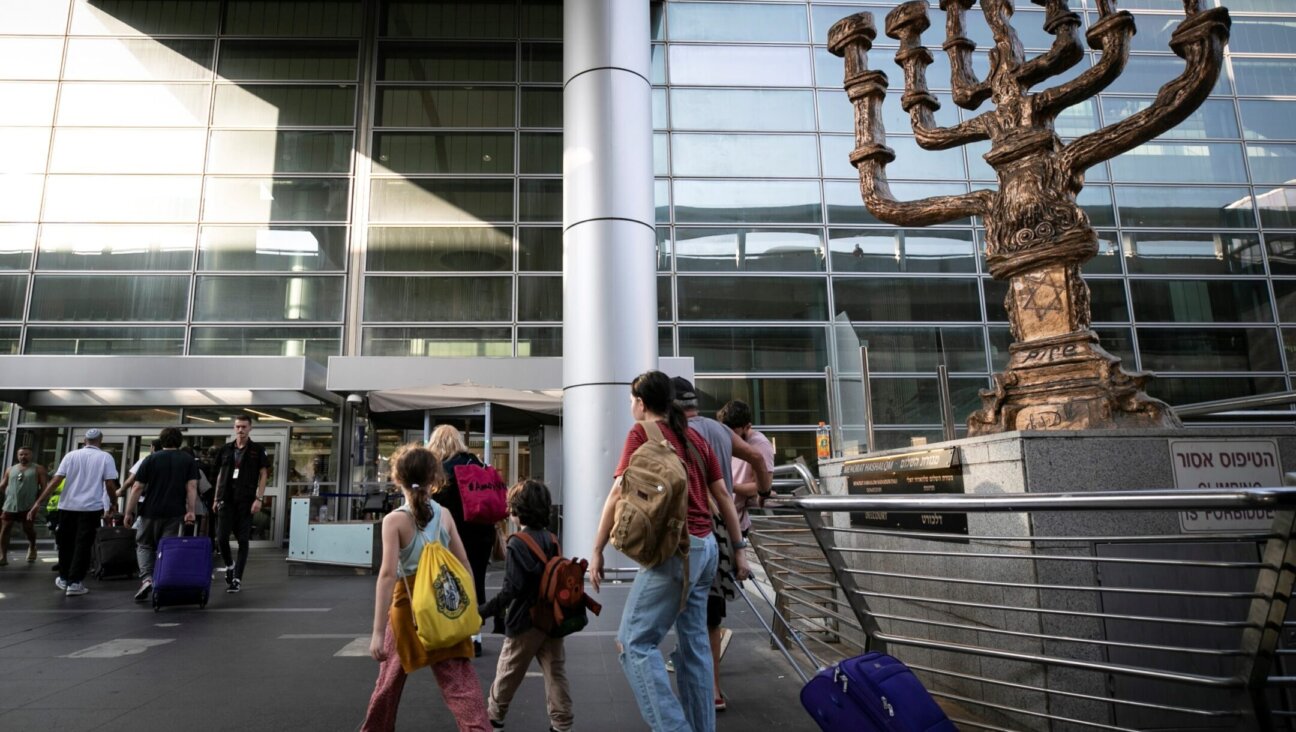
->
<box><xmin>0</xmin><ymin>0</ymin><xmax>1294</xmax><ymax>456</ymax></box>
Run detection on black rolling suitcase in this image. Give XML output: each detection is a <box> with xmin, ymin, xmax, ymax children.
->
<box><xmin>91</xmin><ymin>516</ymin><xmax>137</xmax><ymax>579</ymax></box>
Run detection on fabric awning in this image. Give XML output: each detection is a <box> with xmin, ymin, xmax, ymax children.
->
<box><xmin>366</xmin><ymin>381</ymin><xmax>563</xmax><ymax>415</ymax></box>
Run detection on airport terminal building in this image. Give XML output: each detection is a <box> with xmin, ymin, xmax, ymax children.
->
<box><xmin>0</xmin><ymin>0</ymin><xmax>1293</xmax><ymax>549</ymax></box>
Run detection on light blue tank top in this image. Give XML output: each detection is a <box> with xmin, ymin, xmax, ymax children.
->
<box><xmin>396</xmin><ymin>501</ymin><xmax>450</xmax><ymax>577</ymax></box>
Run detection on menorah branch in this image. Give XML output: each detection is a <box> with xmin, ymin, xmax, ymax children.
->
<box><xmin>938</xmin><ymin>0</ymin><xmax>991</xmax><ymax>109</ymax></box>
<box><xmin>887</xmin><ymin>1</ymin><xmax>990</xmax><ymax>150</ymax></box>
<box><xmin>1035</xmin><ymin>10</ymin><xmax>1135</xmax><ymax>118</ymax></box>
<box><xmin>1015</xmin><ymin>1</ymin><xmax>1084</xmax><ymax>88</ymax></box>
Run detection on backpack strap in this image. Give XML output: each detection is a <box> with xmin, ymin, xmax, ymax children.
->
<box><xmin>512</xmin><ymin>531</ymin><xmax>551</xmax><ymax>564</ymax></box>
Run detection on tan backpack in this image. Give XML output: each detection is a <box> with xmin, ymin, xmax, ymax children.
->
<box><xmin>611</xmin><ymin>420</ymin><xmax>690</xmax><ymax>569</ymax></box>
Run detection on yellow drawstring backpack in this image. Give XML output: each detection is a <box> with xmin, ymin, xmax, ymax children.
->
<box><xmin>398</xmin><ymin>502</ymin><xmax>480</xmax><ymax>651</ymax></box>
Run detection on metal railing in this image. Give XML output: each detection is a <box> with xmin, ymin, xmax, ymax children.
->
<box><xmin>747</xmin><ymin>486</ymin><xmax>1296</xmax><ymax>731</ymax></box>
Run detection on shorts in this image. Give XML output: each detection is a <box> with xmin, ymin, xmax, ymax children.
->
<box><xmin>2</xmin><ymin>511</ymin><xmax>33</xmax><ymax>522</ymax></box>
<box><xmin>707</xmin><ymin>594</ymin><xmax>726</xmax><ymax>628</ymax></box>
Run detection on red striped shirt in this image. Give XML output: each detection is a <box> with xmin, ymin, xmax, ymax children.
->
<box><xmin>615</xmin><ymin>421</ymin><xmax>722</xmax><ymax>538</ymax></box>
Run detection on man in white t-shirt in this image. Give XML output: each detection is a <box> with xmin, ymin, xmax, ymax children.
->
<box><xmin>27</xmin><ymin>429</ymin><xmax>120</xmax><ymax>597</ymax></box>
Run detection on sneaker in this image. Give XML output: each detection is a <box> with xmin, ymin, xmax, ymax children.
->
<box><xmin>226</xmin><ymin>578</ymin><xmax>241</xmax><ymax>593</ymax></box>
<box><xmin>224</xmin><ymin>566</ymin><xmax>234</xmax><ymax>589</ymax></box>
<box><xmin>489</xmin><ymin>721</ymin><xmax>504</xmax><ymax>730</ymax></box>
<box><xmin>714</xmin><ymin>693</ymin><xmax>727</xmax><ymax>712</ymax></box>
<box><xmin>26</xmin><ymin>546</ymin><xmax>36</xmax><ymax>562</ymax></box>
<box><xmin>54</xmin><ymin>576</ymin><xmax>67</xmax><ymax>591</ymax></box>
<box><xmin>65</xmin><ymin>582</ymin><xmax>88</xmax><ymax>597</ymax></box>
<box><xmin>134</xmin><ymin>579</ymin><xmax>153</xmax><ymax>602</ymax></box>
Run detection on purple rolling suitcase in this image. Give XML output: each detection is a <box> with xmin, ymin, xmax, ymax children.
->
<box><xmin>151</xmin><ymin>523</ymin><xmax>212</xmax><ymax>611</ymax></box>
<box><xmin>800</xmin><ymin>652</ymin><xmax>956</xmax><ymax>732</ymax></box>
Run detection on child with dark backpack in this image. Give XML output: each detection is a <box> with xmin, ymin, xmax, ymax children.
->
<box><xmin>478</xmin><ymin>479</ymin><xmax>601</xmax><ymax>732</ymax></box>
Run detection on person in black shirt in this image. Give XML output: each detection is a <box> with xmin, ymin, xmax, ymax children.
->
<box><xmin>212</xmin><ymin>415</ymin><xmax>269</xmax><ymax>593</ymax></box>
<box><xmin>125</xmin><ymin>427</ymin><xmax>198</xmax><ymax>602</ymax></box>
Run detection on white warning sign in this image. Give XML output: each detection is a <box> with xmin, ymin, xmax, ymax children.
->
<box><xmin>1172</xmin><ymin>439</ymin><xmax>1284</xmax><ymax>533</ymax></box>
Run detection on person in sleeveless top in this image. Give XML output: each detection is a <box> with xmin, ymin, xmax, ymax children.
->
<box><xmin>360</xmin><ymin>443</ymin><xmax>491</xmax><ymax>732</ymax></box>
<box><xmin>0</xmin><ymin>447</ymin><xmax>47</xmax><ymax>566</ymax></box>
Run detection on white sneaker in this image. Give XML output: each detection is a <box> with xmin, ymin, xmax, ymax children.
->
<box><xmin>65</xmin><ymin>582</ymin><xmax>88</xmax><ymax>596</ymax></box>
<box><xmin>54</xmin><ymin>576</ymin><xmax>67</xmax><ymax>591</ymax></box>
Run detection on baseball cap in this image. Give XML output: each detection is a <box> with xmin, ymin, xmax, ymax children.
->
<box><xmin>670</xmin><ymin>376</ymin><xmax>698</xmax><ymax>402</ymax></box>
<box><xmin>85</xmin><ymin>428</ymin><xmax>103</xmax><ymax>440</ymax></box>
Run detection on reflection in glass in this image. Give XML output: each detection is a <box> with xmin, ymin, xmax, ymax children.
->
<box><xmin>672</xmin><ymin>89</ymin><xmax>815</xmax><ymax>131</ymax></box>
<box><xmin>200</xmin><ymin>226</ymin><xmax>347</xmax><ymax>272</ymax></box>
<box><xmin>823</xmin><ymin>135</ymin><xmax>965</xmax><ymax>180</ymax></box>
<box><xmin>673</xmin><ymin>133</ymin><xmax>820</xmax><ymax>178</ymax></box>
<box><xmin>24</xmin><ymin>326</ymin><xmax>184</xmax><ymax>355</ymax></box>
<box><xmin>519</xmin><ymin>228</ymin><xmax>560</xmax><ymax>271</ymax></box>
<box><xmin>669</xmin><ymin>45</ymin><xmax>812</xmax><ymax>87</ymax></box>
<box><xmin>1115</xmin><ymin>186</ymin><xmax>1254</xmax><ymax>229</ymax></box>
<box><xmin>679</xmin><ymin>326</ymin><xmax>827</xmax><ymax>372</ymax></box>
<box><xmin>63</xmin><ymin>38</ymin><xmax>213</xmax><ymax>81</ymax></box>
<box><xmin>1246</xmin><ymin>144</ymin><xmax>1296</xmax><ymax>187</ymax></box>
<box><xmin>383</xmin><ymin>1</ymin><xmax>515</xmax><ymax>38</ymax></box>
<box><xmin>694</xmin><ymin>377</ymin><xmax>827</xmax><ymax>426</ymax></box>
<box><xmin>830</xmin><ymin>229</ymin><xmax>976</xmax><ymax>274</ymax></box>
<box><xmin>363</xmin><ymin>327</ymin><xmax>513</xmax><ymax>357</ymax></box>
<box><xmin>669</xmin><ymin>3</ymin><xmax>808</xmax><ymax>43</ymax></box>
<box><xmin>44</xmin><ymin>176</ymin><xmax>202</xmax><ymax>222</ymax></box>
<box><xmin>1147</xmin><ymin>376</ymin><xmax>1286</xmax><ymax>408</ymax></box>
<box><xmin>518</xmin><ymin>277</ymin><xmax>561</xmax><ymax>321</ymax></box>
<box><xmin>1104</xmin><ymin>56</ymin><xmax>1230</xmax><ymax>95</ymax></box>
<box><xmin>1240</xmin><ymin>101</ymin><xmax>1296</xmax><ymax>142</ymax></box>
<box><xmin>1122</xmin><ymin>232</ymin><xmax>1264</xmax><ymax>276</ymax></box>
<box><xmin>213</xmin><ymin>85</ymin><xmax>356</xmax><ymax>127</ymax></box>
<box><xmin>209</xmin><ymin>131</ymin><xmax>353</xmax><ymax>174</ymax></box>
<box><xmin>367</xmin><ymin>226</ymin><xmax>511</xmax><ymax>272</ymax></box>
<box><xmin>1108</xmin><ymin>142</ymin><xmax>1247</xmax><ymax>184</ymax></box>
<box><xmin>0</xmin><ymin>224</ymin><xmax>35</xmax><ymax>270</ymax></box>
<box><xmin>1100</xmin><ymin>98</ymin><xmax>1237</xmax><ymax>140</ymax></box>
<box><xmin>1267</xmin><ymin>234</ymin><xmax>1296</xmax><ymax>276</ymax></box>
<box><xmin>193</xmin><ymin>276</ymin><xmax>345</xmax><ymax>322</ymax></box>
<box><xmin>1132</xmin><ymin>280</ymin><xmax>1273</xmax><ymax>323</ymax></box>
<box><xmin>370</xmin><ymin>178</ymin><xmax>511</xmax><ymax>223</ymax></box>
<box><xmin>837</xmin><ymin>278</ymin><xmax>982</xmax><ymax>323</ymax></box>
<box><xmin>0</xmin><ymin>276</ymin><xmax>25</xmax><ymax>320</ymax></box>
<box><xmin>520</xmin><ymin>179</ymin><xmax>561</xmax><ymax>222</ymax></box>
<box><xmin>868</xmin><ymin>377</ymin><xmax>986</xmax><ymax>426</ymax></box>
<box><xmin>58</xmin><ymin>83</ymin><xmax>210</xmax><ymax>126</ymax></box>
<box><xmin>377</xmin><ymin>87</ymin><xmax>515</xmax><ymax>127</ymax></box>
<box><xmin>827</xmin><ymin>182</ymin><xmax>969</xmax><ymax>226</ymax></box>
<box><xmin>374</xmin><ymin>132</ymin><xmax>512</xmax><ymax>175</ymax></box>
<box><xmin>50</xmin><ymin>128</ymin><xmax>207</xmax><ymax>174</ymax></box>
<box><xmin>1274</xmin><ymin>281</ymin><xmax>1296</xmax><ymax>323</ymax></box>
<box><xmin>853</xmin><ymin>326</ymin><xmax>987</xmax><ymax>373</ymax></box>
<box><xmin>204</xmin><ymin>178</ymin><xmax>350</xmax><ymax>223</ymax></box>
<box><xmin>675</xmin><ymin>228</ymin><xmax>824</xmax><ymax>272</ymax></box>
<box><xmin>518</xmin><ymin>327</ymin><xmax>560</xmax><ymax>357</ymax></box>
<box><xmin>379</xmin><ymin>42</ymin><xmax>514</xmax><ymax>82</ymax></box>
<box><xmin>674</xmin><ymin>180</ymin><xmax>821</xmax><ymax>224</ymax></box>
<box><xmin>1138</xmin><ymin>328</ymin><xmax>1281</xmax><ymax>372</ymax></box>
<box><xmin>190</xmin><ymin>326</ymin><xmax>341</xmax><ymax>362</ymax></box>
<box><xmin>29</xmin><ymin>275</ymin><xmax>189</xmax><ymax>321</ymax></box>
<box><xmin>1255</xmin><ymin>187</ymin><xmax>1296</xmax><ymax>228</ymax></box>
<box><xmin>1232</xmin><ymin>58</ymin><xmax>1296</xmax><ymax>97</ymax></box>
<box><xmin>364</xmin><ymin>277</ymin><xmax>511</xmax><ymax>322</ymax></box>
<box><xmin>39</xmin><ymin>224</ymin><xmax>196</xmax><ymax>271</ymax></box>
<box><xmin>223</xmin><ymin>1</ymin><xmax>362</xmax><ymax>37</ymax></box>
<box><xmin>677</xmin><ymin>276</ymin><xmax>827</xmax><ymax>321</ymax></box>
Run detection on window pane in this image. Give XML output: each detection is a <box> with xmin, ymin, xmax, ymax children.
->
<box><xmin>520</xmin><ymin>42</ymin><xmax>560</xmax><ymax>83</ymax></box>
<box><xmin>679</xmin><ymin>326</ymin><xmax>828</xmax><ymax>372</ymax></box>
<box><xmin>0</xmin><ymin>38</ymin><xmax>66</xmax><ymax>80</ymax></box>
<box><xmin>29</xmin><ymin>275</ymin><xmax>188</xmax><ymax>321</ymax></box>
<box><xmin>1</xmin><ymin>128</ymin><xmax>51</xmax><ymax>174</ymax></box>
<box><xmin>50</xmin><ymin>128</ymin><xmax>207</xmax><ymax>174</ymax></box>
<box><xmin>826</xmin><ymin>181</ymin><xmax>970</xmax><ymax>226</ymax></box>
<box><xmin>377</xmin><ymin>87</ymin><xmax>515</xmax><ymax>127</ymax></box>
<box><xmin>64</xmin><ymin>38</ymin><xmax>213</xmax><ymax>81</ymax></box>
<box><xmin>669</xmin><ymin>3</ymin><xmax>808</xmax><ymax>43</ymax></box>
<box><xmin>518</xmin><ymin>276</ymin><xmax>561</xmax><ymax>321</ymax></box>
<box><xmin>1233</xmin><ymin>58</ymin><xmax>1296</xmax><ymax>97</ymax></box>
<box><xmin>519</xmin><ymin>228</ymin><xmax>560</xmax><ymax>271</ymax></box>
<box><xmin>217</xmin><ymin>40</ymin><xmax>356</xmax><ymax>81</ymax></box>
<box><xmin>669</xmin><ymin>45</ymin><xmax>812</xmax><ymax>87</ymax></box>
<box><xmin>0</xmin><ymin>276</ymin><xmax>25</xmax><ymax>320</ymax></box>
<box><xmin>520</xmin><ymin>1</ymin><xmax>561</xmax><ymax>40</ymax></box>
<box><xmin>1256</xmin><ymin>188</ymin><xmax>1296</xmax><ymax>229</ymax></box>
<box><xmin>39</xmin><ymin>224</ymin><xmax>195</xmax><ymax>271</ymax></box>
<box><xmin>213</xmin><ymin>85</ymin><xmax>355</xmax><ymax>127</ymax></box>
<box><xmin>371</xmin><ymin>180</ymin><xmax>514</xmax><ymax>224</ymax></box>
<box><xmin>1267</xmin><ymin>234</ymin><xmax>1296</xmax><ymax>276</ymax></box>
<box><xmin>0</xmin><ymin>327</ymin><xmax>18</xmax><ymax>353</ymax></box>
<box><xmin>0</xmin><ymin>174</ymin><xmax>43</xmax><ymax>221</ymax></box>
<box><xmin>1240</xmin><ymin>101</ymin><xmax>1296</xmax><ymax>142</ymax></box>
<box><xmin>1246</xmin><ymin>144</ymin><xmax>1296</xmax><ymax>187</ymax></box>
<box><xmin>1082</xmin><ymin>231</ymin><xmax>1123</xmax><ymax>275</ymax></box>
<box><xmin>7</xmin><ymin>0</ymin><xmax>71</xmax><ymax>34</ymax></box>
<box><xmin>823</xmin><ymin>135</ymin><xmax>967</xmax><ymax>180</ymax></box>
<box><xmin>44</xmin><ymin>176</ymin><xmax>202</xmax><ymax>222</ymax></box>
<box><xmin>1109</xmin><ymin>142</ymin><xmax>1247</xmax><ymax>184</ymax></box>
<box><xmin>870</xmin><ymin>377</ymin><xmax>985</xmax><ymax>426</ymax></box>
<box><xmin>517</xmin><ymin>327</ymin><xmax>560</xmax><ymax>357</ymax></box>
<box><xmin>199</xmin><ymin>226</ymin><xmax>347</xmax><ymax>271</ymax></box>
<box><xmin>1123</xmin><ymin>232</ymin><xmax>1264</xmax><ymax>275</ymax></box>
<box><xmin>204</xmin><ymin>178</ymin><xmax>349</xmax><ymax>223</ymax></box>
<box><xmin>519</xmin><ymin>179</ymin><xmax>560</xmax><ymax>222</ymax></box>
<box><xmin>835</xmin><ymin>278</ymin><xmax>981</xmax><ymax>322</ymax></box>
<box><xmin>0</xmin><ymin>82</ymin><xmax>56</xmax><ymax>125</ymax></box>
<box><xmin>1273</xmin><ymin>281</ymin><xmax>1296</xmax><ymax>323</ymax></box>
<box><xmin>0</xmin><ymin>224</ymin><xmax>35</xmax><ymax>270</ymax></box>
<box><xmin>367</xmin><ymin>226</ymin><xmax>511</xmax><ymax>271</ymax></box>
<box><xmin>362</xmin><ymin>327</ymin><xmax>513</xmax><ymax>357</ymax></box>
<box><xmin>193</xmin><ymin>276</ymin><xmax>344</xmax><ymax>322</ymax></box>
<box><xmin>1105</xmin><ymin>56</ymin><xmax>1231</xmax><ymax>95</ymax></box>
<box><xmin>1138</xmin><ymin>327</ymin><xmax>1281</xmax><ymax>372</ymax></box>
<box><xmin>818</xmin><ymin>89</ymin><xmax>959</xmax><ymax>134</ymax></box>
<box><xmin>208</xmin><ymin>131</ymin><xmax>353</xmax><ymax>174</ymax></box>
<box><xmin>674</xmin><ymin>180</ymin><xmax>822</xmax><ymax>224</ymax></box>
<box><xmin>71</xmin><ymin>0</ymin><xmax>219</xmax><ymax>35</ymax></box>
<box><xmin>520</xmin><ymin>132</ymin><xmax>560</xmax><ymax>175</ymax></box>
<box><xmin>364</xmin><ymin>277</ymin><xmax>511</xmax><ymax>322</ymax></box>
<box><xmin>674</xmin><ymin>228</ymin><xmax>824</xmax><ymax>272</ymax></box>
<box><xmin>1132</xmin><ymin>280</ymin><xmax>1273</xmax><ymax>323</ymax></box>
<box><xmin>190</xmin><ymin>326</ymin><xmax>340</xmax><ymax>362</ymax></box>
<box><xmin>673</xmin><ymin>133</ymin><xmax>820</xmax><ymax>178</ymax></box>
<box><xmin>678</xmin><ymin>276</ymin><xmax>827</xmax><ymax>320</ymax></box>
<box><xmin>671</xmin><ymin>89</ymin><xmax>816</xmax><ymax>131</ymax></box>
<box><xmin>694</xmin><ymin>377</ymin><xmax>827</xmax><ymax>426</ymax></box>
<box><xmin>656</xmin><ymin>179</ymin><xmax>670</xmax><ymax>223</ymax></box>
<box><xmin>854</xmin><ymin>326</ymin><xmax>987</xmax><ymax>373</ymax></box>
<box><xmin>1115</xmin><ymin>186</ymin><xmax>1254</xmax><ymax>229</ymax></box>
<box><xmin>829</xmin><ymin>229</ymin><xmax>976</xmax><ymax>274</ymax></box>
<box><xmin>223</xmin><ymin>1</ymin><xmax>362</xmax><ymax>36</ymax></box>
<box><xmin>1147</xmin><ymin>376</ymin><xmax>1287</xmax><ymax>408</ymax></box>
<box><xmin>1100</xmin><ymin>98</ymin><xmax>1237</xmax><ymax>140</ymax></box>
<box><xmin>384</xmin><ymin>1</ymin><xmax>515</xmax><ymax>38</ymax></box>
<box><xmin>24</xmin><ymin>326</ymin><xmax>184</xmax><ymax>355</ymax></box>
<box><xmin>58</xmin><ymin>83</ymin><xmax>210</xmax><ymax>126</ymax></box>
<box><xmin>379</xmin><ymin>42</ymin><xmax>514</xmax><ymax>82</ymax></box>
<box><xmin>520</xmin><ymin>87</ymin><xmax>561</xmax><ymax>128</ymax></box>
<box><xmin>1232</xmin><ymin>17</ymin><xmax>1296</xmax><ymax>54</ymax></box>
<box><xmin>658</xmin><ymin>275</ymin><xmax>672</xmax><ymax>320</ymax></box>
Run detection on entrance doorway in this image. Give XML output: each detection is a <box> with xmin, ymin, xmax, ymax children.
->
<box><xmin>468</xmin><ymin>435</ymin><xmax>531</xmax><ymax>485</ymax></box>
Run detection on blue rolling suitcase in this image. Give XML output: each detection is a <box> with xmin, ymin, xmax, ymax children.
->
<box><xmin>151</xmin><ymin>523</ymin><xmax>212</xmax><ymax>611</ymax></box>
<box><xmin>800</xmin><ymin>652</ymin><xmax>956</xmax><ymax>732</ymax></box>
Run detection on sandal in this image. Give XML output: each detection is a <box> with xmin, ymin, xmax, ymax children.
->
<box><xmin>714</xmin><ymin>694</ymin><xmax>727</xmax><ymax>712</ymax></box>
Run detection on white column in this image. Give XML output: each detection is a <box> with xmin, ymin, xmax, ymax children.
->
<box><xmin>562</xmin><ymin>0</ymin><xmax>656</xmax><ymax>567</ymax></box>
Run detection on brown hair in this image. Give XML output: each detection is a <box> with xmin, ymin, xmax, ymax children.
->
<box><xmin>390</xmin><ymin>443</ymin><xmax>444</xmax><ymax>529</ymax></box>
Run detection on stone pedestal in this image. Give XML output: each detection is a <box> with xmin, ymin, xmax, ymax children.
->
<box><xmin>816</xmin><ymin>428</ymin><xmax>1296</xmax><ymax>729</ymax></box>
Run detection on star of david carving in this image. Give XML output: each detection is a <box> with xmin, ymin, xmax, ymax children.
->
<box><xmin>1020</xmin><ymin>272</ymin><xmax>1063</xmax><ymax>322</ymax></box>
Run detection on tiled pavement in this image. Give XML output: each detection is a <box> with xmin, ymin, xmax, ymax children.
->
<box><xmin>0</xmin><ymin>545</ymin><xmax>816</xmax><ymax>731</ymax></box>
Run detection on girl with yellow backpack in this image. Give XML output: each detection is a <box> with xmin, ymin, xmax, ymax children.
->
<box><xmin>360</xmin><ymin>444</ymin><xmax>491</xmax><ymax>732</ymax></box>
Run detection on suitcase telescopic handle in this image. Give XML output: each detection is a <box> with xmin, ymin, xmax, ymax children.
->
<box><xmin>181</xmin><ymin>521</ymin><xmax>197</xmax><ymax>537</ymax></box>
<box><xmin>724</xmin><ymin>569</ymin><xmax>817</xmax><ymax>684</ymax></box>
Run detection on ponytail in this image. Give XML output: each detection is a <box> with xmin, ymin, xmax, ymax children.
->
<box><xmin>665</xmin><ymin>401</ymin><xmax>689</xmax><ymax>445</ymax></box>
<box><xmin>390</xmin><ymin>442</ymin><xmax>444</xmax><ymax>529</ymax></box>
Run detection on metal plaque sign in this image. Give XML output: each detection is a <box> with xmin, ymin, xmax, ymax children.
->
<box><xmin>842</xmin><ymin>447</ymin><xmax>968</xmax><ymax>536</ymax></box>
<box><xmin>1172</xmin><ymin>439</ymin><xmax>1284</xmax><ymax>533</ymax></box>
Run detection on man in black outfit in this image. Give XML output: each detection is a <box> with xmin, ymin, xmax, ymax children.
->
<box><xmin>124</xmin><ymin>427</ymin><xmax>198</xmax><ymax>602</ymax></box>
<box><xmin>212</xmin><ymin>415</ymin><xmax>269</xmax><ymax>593</ymax></box>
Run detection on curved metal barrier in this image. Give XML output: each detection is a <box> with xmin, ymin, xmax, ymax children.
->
<box><xmin>747</xmin><ymin>485</ymin><xmax>1296</xmax><ymax>730</ymax></box>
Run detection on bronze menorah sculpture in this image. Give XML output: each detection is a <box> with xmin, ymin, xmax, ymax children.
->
<box><xmin>829</xmin><ymin>0</ymin><xmax>1230</xmax><ymax>435</ymax></box>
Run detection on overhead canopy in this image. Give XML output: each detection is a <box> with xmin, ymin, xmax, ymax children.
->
<box><xmin>367</xmin><ymin>381</ymin><xmax>562</xmax><ymax>415</ymax></box>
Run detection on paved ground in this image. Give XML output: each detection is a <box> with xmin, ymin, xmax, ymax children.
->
<box><xmin>0</xmin><ymin>545</ymin><xmax>816</xmax><ymax>731</ymax></box>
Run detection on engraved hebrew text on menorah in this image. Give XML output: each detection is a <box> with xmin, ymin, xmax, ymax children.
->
<box><xmin>829</xmin><ymin>0</ymin><xmax>1231</xmax><ymax>434</ymax></box>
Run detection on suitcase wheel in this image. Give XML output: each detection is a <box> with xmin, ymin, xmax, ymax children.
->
<box><xmin>199</xmin><ymin>590</ymin><xmax>209</xmax><ymax>609</ymax></box>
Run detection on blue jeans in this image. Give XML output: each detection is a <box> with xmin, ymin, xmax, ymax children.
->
<box><xmin>618</xmin><ymin>534</ymin><xmax>719</xmax><ymax>732</ymax></box>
